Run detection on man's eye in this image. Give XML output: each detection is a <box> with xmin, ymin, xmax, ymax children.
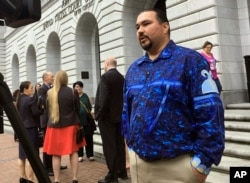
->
<box><xmin>143</xmin><ymin>22</ymin><xmax>150</xmax><ymax>26</ymax></box>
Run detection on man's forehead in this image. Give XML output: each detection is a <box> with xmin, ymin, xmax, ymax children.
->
<box><xmin>47</xmin><ymin>73</ymin><xmax>54</xmax><ymax>77</ymax></box>
<box><xmin>136</xmin><ymin>11</ymin><xmax>156</xmax><ymax>23</ymax></box>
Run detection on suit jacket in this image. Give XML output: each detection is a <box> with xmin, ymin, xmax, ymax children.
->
<box><xmin>18</xmin><ymin>94</ymin><xmax>43</xmax><ymax>128</ymax></box>
<box><xmin>38</xmin><ymin>83</ymin><xmax>50</xmax><ymax>128</ymax></box>
<box><xmin>47</xmin><ymin>86</ymin><xmax>80</xmax><ymax>128</ymax></box>
<box><xmin>94</xmin><ymin>68</ymin><xmax>124</xmax><ymax>123</ymax></box>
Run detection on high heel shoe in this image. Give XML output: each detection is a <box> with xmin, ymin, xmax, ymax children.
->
<box><xmin>19</xmin><ymin>178</ymin><xmax>34</xmax><ymax>183</ymax></box>
<box><xmin>72</xmin><ymin>180</ymin><xmax>78</xmax><ymax>183</ymax></box>
<box><xmin>20</xmin><ymin>178</ymin><xmax>27</xmax><ymax>183</ymax></box>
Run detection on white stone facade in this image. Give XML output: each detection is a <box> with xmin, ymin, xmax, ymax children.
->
<box><xmin>1</xmin><ymin>0</ymin><xmax>250</xmax><ymax>105</ymax></box>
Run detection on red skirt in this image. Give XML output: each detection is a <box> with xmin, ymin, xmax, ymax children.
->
<box><xmin>43</xmin><ymin>125</ymin><xmax>86</xmax><ymax>156</ymax></box>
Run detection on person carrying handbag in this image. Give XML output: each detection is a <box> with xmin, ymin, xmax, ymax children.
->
<box><xmin>73</xmin><ymin>81</ymin><xmax>96</xmax><ymax>162</ymax></box>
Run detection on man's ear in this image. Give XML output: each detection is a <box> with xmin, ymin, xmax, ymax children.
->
<box><xmin>162</xmin><ymin>22</ymin><xmax>169</xmax><ymax>34</ymax></box>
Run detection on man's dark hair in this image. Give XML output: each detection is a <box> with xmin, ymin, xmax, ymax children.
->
<box><xmin>141</xmin><ymin>8</ymin><xmax>169</xmax><ymax>23</ymax></box>
<box><xmin>154</xmin><ymin>8</ymin><xmax>169</xmax><ymax>23</ymax></box>
<box><xmin>139</xmin><ymin>8</ymin><xmax>170</xmax><ymax>36</ymax></box>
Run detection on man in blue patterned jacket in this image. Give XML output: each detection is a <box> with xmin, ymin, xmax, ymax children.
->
<box><xmin>121</xmin><ymin>9</ymin><xmax>225</xmax><ymax>183</ymax></box>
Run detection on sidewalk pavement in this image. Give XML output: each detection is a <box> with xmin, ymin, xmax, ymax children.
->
<box><xmin>0</xmin><ymin>132</ymin><xmax>131</xmax><ymax>183</ymax></box>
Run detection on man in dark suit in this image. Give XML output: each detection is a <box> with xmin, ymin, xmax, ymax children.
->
<box><xmin>38</xmin><ymin>71</ymin><xmax>67</xmax><ymax>176</ymax></box>
<box><xmin>95</xmin><ymin>57</ymin><xmax>128</xmax><ymax>183</ymax></box>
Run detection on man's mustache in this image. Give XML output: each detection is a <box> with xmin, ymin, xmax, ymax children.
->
<box><xmin>138</xmin><ymin>34</ymin><xmax>149</xmax><ymax>41</ymax></box>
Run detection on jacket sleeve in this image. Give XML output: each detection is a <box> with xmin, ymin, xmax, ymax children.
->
<box><xmin>95</xmin><ymin>75</ymin><xmax>109</xmax><ymax>119</ymax></box>
<box><xmin>191</xmin><ymin>94</ymin><xmax>224</xmax><ymax>174</ymax></box>
<box><xmin>37</xmin><ymin>86</ymin><xmax>49</xmax><ymax>128</ymax></box>
<box><xmin>37</xmin><ymin>86</ymin><xmax>47</xmax><ymax>109</ymax></box>
<box><xmin>188</xmin><ymin>54</ymin><xmax>225</xmax><ymax>174</ymax></box>
<box><xmin>30</xmin><ymin>97</ymin><xmax>44</xmax><ymax>117</ymax></box>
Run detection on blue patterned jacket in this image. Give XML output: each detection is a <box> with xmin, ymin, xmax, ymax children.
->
<box><xmin>122</xmin><ymin>40</ymin><xmax>225</xmax><ymax>174</ymax></box>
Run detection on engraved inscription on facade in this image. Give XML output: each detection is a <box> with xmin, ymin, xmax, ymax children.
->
<box><xmin>43</xmin><ymin>0</ymin><xmax>94</xmax><ymax>30</ymax></box>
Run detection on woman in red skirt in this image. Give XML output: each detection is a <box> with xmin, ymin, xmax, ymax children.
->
<box><xmin>43</xmin><ymin>70</ymin><xmax>86</xmax><ymax>183</ymax></box>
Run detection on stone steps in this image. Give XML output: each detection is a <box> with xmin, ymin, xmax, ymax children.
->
<box><xmin>93</xmin><ymin>103</ymin><xmax>250</xmax><ymax>183</ymax></box>
<box><xmin>226</xmin><ymin>130</ymin><xmax>250</xmax><ymax>144</ymax></box>
<box><xmin>224</xmin><ymin>142</ymin><xmax>250</xmax><ymax>159</ymax></box>
<box><xmin>224</xmin><ymin>109</ymin><xmax>250</xmax><ymax>121</ymax></box>
<box><xmin>225</xmin><ymin>121</ymin><xmax>250</xmax><ymax>132</ymax></box>
<box><xmin>206</xmin><ymin>171</ymin><xmax>229</xmax><ymax>183</ymax></box>
<box><xmin>206</xmin><ymin>103</ymin><xmax>250</xmax><ymax>183</ymax></box>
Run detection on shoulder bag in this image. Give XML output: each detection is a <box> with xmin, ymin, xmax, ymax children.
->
<box><xmin>80</xmin><ymin>100</ymin><xmax>97</xmax><ymax>132</ymax></box>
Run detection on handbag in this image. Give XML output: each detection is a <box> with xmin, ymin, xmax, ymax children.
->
<box><xmin>76</xmin><ymin>126</ymin><xmax>84</xmax><ymax>144</ymax></box>
<box><xmin>80</xmin><ymin>100</ymin><xmax>97</xmax><ymax>132</ymax></box>
<box><xmin>87</xmin><ymin>112</ymin><xmax>97</xmax><ymax>132</ymax></box>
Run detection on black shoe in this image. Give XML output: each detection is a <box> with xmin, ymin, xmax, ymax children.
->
<box><xmin>20</xmin><ymin>178</ymin><xmax>26</xmax><ymax>183</ymax></box>
<box><xmin>48</xmin><ymin>170</ymin><xmax>54</xmax><ymax>176</ymax></box>
<box><xmin>72</xmin><ymin>180</ymin><xmax>78</xmax><ymax>183</ymax></box>
<box><xmin>118</xmin><ymin>171</ymin><xmax>128</xmax><ymax>180</ymax></box>
<box><xmin>98</xmin><ymin>179</ymin><xmax>119</xmax><ymax>183</ymax></box>
<box><xmin>60</xmin><ymin>165</ymin><xmax>67</xmax><ymax>170</ymax></box>
<box><xmin>118</xmin><ymin>174</ymin><xmax>128</xmax><ymax>180</ymax></box>
<box><xmin>19</xmin><ymin>178</ymin><xmax>34</xmax><ymax>183</ymax></box>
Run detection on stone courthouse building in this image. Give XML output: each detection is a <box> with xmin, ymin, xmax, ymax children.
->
<box><xmin>1</xmin><ymin>1</ymin><xmax>250</xmax><ymax>182</ymax></box>
<box><xmin>1</xmin><ymin>0</ymin><xmax>250</xmax><ymax>112</ymax></box>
